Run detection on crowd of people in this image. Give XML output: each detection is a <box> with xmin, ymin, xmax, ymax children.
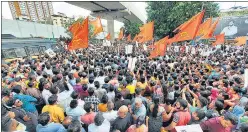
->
<box><xmin>1</xmin><ymin>41</ymin><xmax>248</xmax><ymax>132</ymax></box>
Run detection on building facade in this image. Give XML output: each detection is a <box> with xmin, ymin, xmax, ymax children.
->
<box><xmin>51</xmin><ymin>12</ymin><xmax>74</xmax><ymax>27</ymax></box>
<box><xmin>8</xmin><ymin>1</ymin><xmax>54</xmax><ymax>22</ymax></box>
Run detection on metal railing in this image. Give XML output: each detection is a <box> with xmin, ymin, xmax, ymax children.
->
<box><xmin>2</xmin><ymin>45</ymin><xmax>48</xmax><ymax>59</ymax></box>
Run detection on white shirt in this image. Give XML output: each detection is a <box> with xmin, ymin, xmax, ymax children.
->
<box><xmin>88</xmin><ymin>119</ymin><xmax>110</xmax><ymax>132</ymax></box>
<box><xmin>58</xmin><ymin>90</ymin><xmax>73</xmax><ymax>111</ymax></box>
<box><xmin>36</xmin><ymin>76</ymin><xmax>43</xmax><ymax>82</ymax></box>
<box><xmin>244</xmin><ymin>69</ymin><xmax>248</xmax><ymax>88</ymax></box>
<box><xmin>88</xmin><ymin>83</ymin><xmax>95</xmax><ymax>89</ymax></box>
<box><xmin>95</xmin><ymin>76</ymin><xmax>106</xmax><ymax>87</ymax></box>
<box><xmin>42</xmin><ymin>89</ymin><xmax>52</xmax><ymax>105</ymax></box>
<box><xmin>44</xmin><ymin>68</ymin><xmax>53</xmax><ymax>76</ymax></box>
<box><xmin>221</xmin><ymin>26</ymin><xmax>238</xmax><ymax>36</ymax></box>
<box><xmin>103</xmin><ymin>111</ymin><xmax>118</xmax><ymax>122</ymax></box>
<box><xmin>107</xmin><ymin>92</ymin><xmax>115</xmax><ymax>102</ymax></box>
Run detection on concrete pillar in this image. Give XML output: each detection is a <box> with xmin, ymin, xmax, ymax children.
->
<box><xmin>107</xmin><ymin>19</ymin><xmax>115</xmax><ymax>42</ymax></box>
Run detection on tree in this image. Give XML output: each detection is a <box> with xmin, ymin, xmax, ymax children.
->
<box><xmin>146</xmin><ymin>2</ymin><xmax>220</xmax><ymax>40</ymax></box>
<box><xmin>123</xmin><ymin>20</ymin><xmax>142</xmax><ymax>39</ymax></box>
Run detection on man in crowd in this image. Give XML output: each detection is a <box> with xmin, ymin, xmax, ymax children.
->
<box><xmin>1</xmin><ymin>39</ymin><xmax>247</xmax><ymax>132</ymax></box>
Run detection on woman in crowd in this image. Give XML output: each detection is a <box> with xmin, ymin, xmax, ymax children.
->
<box><xmin>1</xmin><ymin>42</ymin><xmax>247</xmax><ymax>132</ymax></box>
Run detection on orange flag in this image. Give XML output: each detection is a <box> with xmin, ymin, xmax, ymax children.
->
<box><xmin>106</xmin><ymin>33</ymin><xmax>111</xmax><ymax>40</ymax></box>
<box><xmin>69</xmin><ymin>21</ymin><xmax>80</xmax><ymax>36</ymax></box>
<box><xmin>118</xmin><ymin>28</ymin><xmax>124</xmax><ymax>40</ymax></box>
<box><xmin>200</xmin><ymin>17</ymin><xmax>220</xmax><ymax>39</ymax></box>
<box><xmin>132</xmin><ymin>34</ymin><xmax>138</xmax><ymax>42</ymax></box>
<box><xmin>212</xmin><ymin>33</ymin><xmax>225</xmax><ymax>46</ymax></box>
<box><xmin>127</xmin><ymin>34</ymin><xmax>131</xmax><ymax>42</ymax></box>
<box><xmin>138</xmin><ymin>21</ymin><xmax>154</xmax><ymax>43</ymax></box>
<box><xmin>89</xmin><ymin>17</ymin><xmax>103</xmax><ymax>36</ymax></box>
<box><xmin>170</xmin><ymin>10</ymin><xmax>205</xmax><ymax>43</ymax></box>
<box><xmin>149</xmin><ymin>36</ymin><xmax>168</xmax><ymax>58</ymax></box>
<box><xmin>235</xmin><ymin>36</ymin><xmax>247</xmax><ymax>46</ymax></box>
<box><xmin>196</xmin><ymin>17</ymin><xmax>212</xmax><ymax>37</ymax></box>
<box><xmin>68</xmin><ymin>17</ymin><xmax>89</xmax><ymax>50</ymax></box>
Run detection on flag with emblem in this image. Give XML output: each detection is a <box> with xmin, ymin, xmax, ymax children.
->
<box><xmin>196</xmin><ymin>17</ymin><xmax>212</xmax><ymax>37</ymax></box>
<box><xmin>170</xmin><ymin>10</ymin><xmax>205</xmax><ymax>43</ymax></box>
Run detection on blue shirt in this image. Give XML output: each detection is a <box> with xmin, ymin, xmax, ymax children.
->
<box><xmin>36</xmin><ymin>123</ymin><xmax>65</xmax><ymax>132</ymax></box>
<box><xmin>66</xmin><ymin>106</ymin><xmax>86</xmax><ymax>121</ymax></box>
<box><xmin>189</xmin><ymin>106</ymin><xmax>207</xmax><ymax>113</ymax></box>
<box><xmin>69</xmin><ymin>79</ymin><xmax>76</xmax><ymax>86</ymax></box>
<box><xmin>14</xmin><ymin>94</ymin><xmax>37</xmax><ymax>113</ymax></box>
<box><xmin>209</xmin><ymin>70</ymin><xmax>220</xmax><ymax>79</ymax></box>
<box><xmin>132</xmin><ymin>104</ymin><xmax>146</xmax><ymax>117</ymax></box>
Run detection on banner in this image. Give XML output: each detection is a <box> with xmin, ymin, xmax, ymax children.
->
<box><xmin>128</xmin><ymin>57</ymin><xmax>137</xmax><ymax>71</ymax></box>
<box><xmin>175</xmin><ymin>124</ymin><xmax>203</xmax><ymax>132</ymax></box>
<box><xmin>125</xmin><ymin>45</ymin><xmax>133</xmax><ymax>54</ymax></box>
<box><xmin>45</xmin><ymin>48</ymin><xmax>56</xmax><ymax>58</ymax></box>
<box><xmin>191</xmin><ymin>47</ymin><xmax>196</xmax><ymax>55</ymax></box>
<box><xmin>213</xmin><ymin>16</ymin><xmax>248</xmax><ymax>38</ymax></box>
<box><xmin>136</xmin><ymin>41</ymin><xmax>139</xmax><ymax>47</ymax></box>
<box><xmin>245</xmin><ymin>69</ymin><xmax>248</xmax><ymax>88</ymax></box>
<box><xmin>185</xmin><ymin>46</ymin><xmax>189</xmax><ymax>53</ymax></box>
<box><xmin>143</xmin><ymin>44</ymin><xmax>147</xmax><ymax>51</ymax></box>
<box><xmin>106</xmin><ymin>40</ymin><xmax>111</xmax><ymax>47</ymax></box>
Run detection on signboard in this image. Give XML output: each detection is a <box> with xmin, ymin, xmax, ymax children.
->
<box><xmin>45</xmin><ymin>48</ymin><xmax>56</xmax><ymax>58</ymax></box>
<box><xmin>136</xmin><ymin>41</ymin><xmax>139</xmax><ymax>47</ymax></box>
<box><xmin>125</xmin><ymin>45</ymin><xmax>133</xmax><ymax>54</ymax></box>
<box><xmin>143</xmin><ymin>44</ymin><xmax>147</xmax><ymax>51</ymax></box>
<box><xmin>106</xmin><ymin>40</ymin><xmax>111</xmax><ymax>46</ymax></box>
<box><xmin>128</xmin><ymin>57</ymin><xmax>137</xmax><ymax>71</ymax></box>
<box><xmin>245</xmin><ymin>69</ymin><xmax>248</xmax><ymax>88</ymax></box>
<box><xmin>213</xmin><ymin>15</ymin><xmax>248</xmax><ymax>38</ymax></box>
<box><xmin>175</xmin><ymin>124</ymin><xmax>203</xmax><ymax>132</ymax></box>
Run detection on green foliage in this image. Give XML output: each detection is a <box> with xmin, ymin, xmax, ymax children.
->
<box><xmin>123</xmin><ymin>20</ymin><xmax>142</xmax><ymax>39</ymax></box>
<box><xmin>146</xmin><ymin>2</ymin><xmax>220</xmax><ymax>40</ymax></box>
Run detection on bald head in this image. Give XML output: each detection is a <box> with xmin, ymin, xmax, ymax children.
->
<box><xmin>119</xmin><ymin>105</ymin><xmax>128</xmax><ymax>112</ymax></box>
<box><xmin>118</xmin><ymin>105</ymin><xmax>128</xmax><ymax>118</ymax></box>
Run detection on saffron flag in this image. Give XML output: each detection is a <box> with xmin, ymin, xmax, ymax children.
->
<box><xmin>132</xmin><ymin>34</ymin><xmax>138</xmax><ymax>42</ymax></box>
<box><xmin>137</xmin><ymin>21</ymin><xmax>154</xmax><ymax>43</ymax></box>
<box><xmin>68</xmin><ymin>17</ymin><xmax>89</xmax><ymax>50</ymax></box>
<box><xmin>118</xmin><ymin>28</ymin><xmax>124</xmax><ymax>40</ymax></box>
<box><xmin>69</xmin><ymin>21</ymin><xmax>80</xmax><ymax>36</ymax></box>
<box><xmin>127</xmin><ymin>34</ymin><xmax>131</xmax><ymax>42</ymax></box>
<box><xmin>106</xmin><ymin>33</ymin><xmax>111</xmax><ymax>40</ymax></box>
<box><xmin>149</xmin><ymin>36</ymin><xmax>168</xmax><ymax>59</ymax></box>
<box><xmin>89</xmin><ymin>17</ymin><xmax>103</xmax><ymax>36</ymax></box>
<box><xmin>212</xmin><ymin>33</ymin><xmax>225</xmax><ymax>46</ymax></box>
<box><xmin>235</xmin><ymin>36</ymin><xmax>247</xmax><ymax>46</ymax></box>
<box><xmin>170</xmin><ymin>10</ymin><xmax>205</xmax><ymax>43</ymax></box>
<box><xmin>196</xmin><ymin>17</ymin><xmax>212</xmax><ymax>37</ymax></box>
<box><xmin>200</xmin><ymin>17</ymin><xmax>220</xmax><ymax>39</ymax></box>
